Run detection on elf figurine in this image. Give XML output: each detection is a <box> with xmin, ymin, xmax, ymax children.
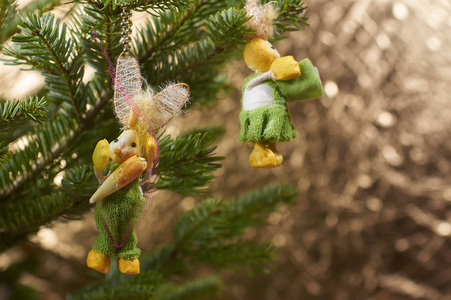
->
<box><xmin>87</xmin><ymin>111</ymin><xmax>156</xmax><ymax>275</ymax></box>
<box><xmin>87</xmin><ymin>4</ymin><xmax>190</xmax><ymax>275</ymax></box>
<box><xmin>240</xmin><ymin>0</ymin><xmax>324</xmax><ymax>168</ymax></box>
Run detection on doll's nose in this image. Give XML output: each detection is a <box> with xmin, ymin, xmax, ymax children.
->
<box><xmin>120</xmin><ymin>142</ymin><xmax>125</xmax><ymax>147</ymax></box>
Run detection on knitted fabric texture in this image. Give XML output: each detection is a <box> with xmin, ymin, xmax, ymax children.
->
<box><xmin>239</xmin><ymin>59</ymin><xmax>324</xmax><ymax>144</ymax></box>
<box><xmin>239</xmin><ymin>74</ymin><xmax>297</xmax><ymax>144</ymax></box>
<box><xmin>277</xmin><ymin>59</ymin><xmax>324</xmax><ymax>102</ymax></box>
<box><xmin>92</xmin><ymin>164</ymin><xmax>145</xmax><ymax>260</ymax></box>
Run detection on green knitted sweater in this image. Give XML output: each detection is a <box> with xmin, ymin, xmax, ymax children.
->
<box><xmin>92</xmin><ymin>163</ymin><xmax>146</xmax><ymax>260</ymax></box>
<box><xmin>239</xmin><ymin>58</ymin><xmax>323</xmax><ymax>144</ymax></box>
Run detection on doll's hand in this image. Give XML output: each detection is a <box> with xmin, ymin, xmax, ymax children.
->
<box><xmin>270</xmin><ymin>56</ymin><xmax>301</xmax><ymax>80</ymax></box>
<box><xmin>93</xmin><ymin>139</ymin><xmax>110</xmax><ymax>170</ymax></box>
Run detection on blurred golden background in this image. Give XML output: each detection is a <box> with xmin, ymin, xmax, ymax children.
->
<box><xmin>1</xmin><ymin>0</ymin><xmax>451</xmax><ymax>299</ymax></box>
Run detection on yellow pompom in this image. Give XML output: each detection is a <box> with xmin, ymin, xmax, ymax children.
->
<box><xmin>92</xmin><ymin>139</ymin><xmax>110</xmax><ymax>170</ymax></box>
<box><xmin>270</xmin><ymin>56</ymin><xmax>301</xmax><ymax>80</ymax></box>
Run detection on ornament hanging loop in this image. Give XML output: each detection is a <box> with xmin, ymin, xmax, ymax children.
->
<box><xmin>121</xmin><ymin>4</ymin><xmax>133</xmax><ymax>53</ymax></box>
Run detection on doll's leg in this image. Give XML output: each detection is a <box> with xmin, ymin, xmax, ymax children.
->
<box><xmin>116</xmin><ymin>232</ymin><xmax>141</xmax><ymax>275</ymax></box>
<box><xmin>249</xmin><ymin>142</ymin><xmax>282</xmax><ymax>168</ymax></box>
<box><xmin>87</xmin><ymin>233</ymin><xmax>113</xmax><ymax>274</ymax></box>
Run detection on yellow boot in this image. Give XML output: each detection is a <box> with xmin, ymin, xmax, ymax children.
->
<box><xmin>117</xmin><ymin>257</ymin><xmax>140</xmax><ymax>275</ymax></box>
<box><xmin>249</xmin><ymin>142</ymin><xmax>282</xmax><ymax>169</ymax></box>
<box><xmin>87</xmin><ymin>249</ymin><xmax>111</xmax><ymax>274</ymax></box>
<box><xmin>268</xmin><ymin>143</ymin><xmax>283</xmax><ymax>166</ymax></box>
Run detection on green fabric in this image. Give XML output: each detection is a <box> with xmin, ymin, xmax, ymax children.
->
<box><xmin>239</xmin><ymin>72</ymin><xmax>297</xmax><ymax>144</ymax></box>
<box><xmin>239</xmin><ymin>58</ymin><xmax>323</xmax><ymax>144</ymax></box>
<box><xmin>92</xmin><ymin>163</ymin><xmax>145</xmax><ymax>260</ymax></box>
<box><xmin>239</xmin><ymin>104</ymin><xmax>297</xmax><ymax>143</ymax></box>
<box><xmin>276</xmin><ymin>58</ymin><xmax>324</xmax><ymax>102</ymax></box>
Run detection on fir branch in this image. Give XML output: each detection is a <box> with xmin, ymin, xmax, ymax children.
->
<box><xmin>0</xmin><ymin>112</ymin><xmax>76</xmax><ymax>199</ymax></box>
<box><xmin>194</xmin><ymin>241</ymin><xmax>274</xmax><ymax>273</ymax></box>
<box><xmin>0</xmin><ymin>142</ymin><xmax>9</xmax><ymax>166</ymax></box>
<box><xmin>0</xmin><ymin>97</ymin><xmax>47</xmax><ymax>131</ymax></box>
<box><xmin>141</xmin><ymin>6</ymin><xmax>250</xmax><ymax>84</ymax></box>
<box><xmin>271</xmin><ymin>0</ymin><xmax>309</xmax><ymax>33</ymax></box>
<box><xmin>0</xmin><ymin>165</ymin><xmax>96</xmax><ymax>250</ymax></box>
<box><xmin>0</xmin><ymin>192</ymin><xmax>74</xmax><ymax>236</ymax></box>
<box><xmin>136</xmin><ymin>0</ymin><xmax>226</xmax><ymax>63</ymax></box>
<box><xmin>0</xmin><ymin>0</ymin><xmax>17</xmax><ymax>44</ymax></box>
<box><xmin>69</xmin><ymin>185</ymin><xmax>297</xmax><ymax>298</ymax></box>
<box><xmin>226</xmin><ymin>183</ymin><xmax>298</xmax><ymax>229</ymax></box>
<box><xmin>153</xmin><ymin>276</ymin><xmax>222</xmax><ymax>300</ymax></box>
<box><xmin>0</xmin><ymin>80</ymin><xmax>111</xmax><ymax>200</ymax></box>
<box><xmin>0</xmin><ymin>0</ymin><xmax>64</xmax><ymax>44</ymax></box>
<box><xmin>157</xmin><ymin>132</ymin><xmax>224</xmax><ymax>196</ymax></box>
<box><xmin>82</xmin><ymin>0</ymin><xmax>186</xmax><ymax>12</ymax></box>
<box><xmin>0</xmin><ymin>129</ymin><xmax>220</xmax><ymax>245</ymax></box>
<box><xmin>79</xmin><ymin>3</ymin><xmax>122</xmax><ymax>79</ymax></box>
<box><xmin>205</xmin><ymin>7</ymin><xmax>252</xmax><ymax>43</ymax></box>
<box><xmin>145</xmin><ymin>184</ymin><xmax>297</xmax><ymax>272</ymax></box>
<box><xmin>71</xmin><ymin>266</ymin><xmax>165</xmax><ymax>299</ymax></box>
<box><xmin>177</xmin><ymin>184</ymin><xmax>297</xmax><ymax>250</ymax></box>
<box><xmin>3</xmin><ymin>13</ymin><xmax>85</xmax><ymax>120</ymax></box>
<box><xmin>128</xmin><ymin>0</ymin><xmax>187</xmax><ymax>11</ymax></box>
<box><xmin>172</xmin><ymin>199</ymin><xmax>221</xmax><ymax>253</ymax></box>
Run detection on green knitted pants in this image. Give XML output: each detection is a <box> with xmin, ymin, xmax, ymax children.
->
<box><xmin>92</xmin><ymin>179</ymin><xmax>145</xmax><ymax>260</ymax></box>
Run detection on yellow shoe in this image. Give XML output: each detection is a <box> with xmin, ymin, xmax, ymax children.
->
<box><xmin>249</xmin><ymin>142</ymin><xmax>282</xmax><ymax>169</ymax></box>
<box><xmin>117</xmin><ymin>257</ymin><xmax>140</xmax><ymax>275</ymax></box>
<box><xmin>87</xmin><ymin>249</ymin><xmax>111</xmax><ymax>274</ymax></box>
<box><xmin>268</xmin><ymin>143</ymin><xmax>283</xmax><ymax>166</ymax></box>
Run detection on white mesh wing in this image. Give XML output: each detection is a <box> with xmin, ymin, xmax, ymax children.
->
<box><xmin>148</xmin><ymin>83</ymin><xmax>190</xmax><ymax>130</ymax></box>
<box><xmin>114</xmin><ymin>53</ymin><xmax>142</xmax><ymax>127</ymax></box>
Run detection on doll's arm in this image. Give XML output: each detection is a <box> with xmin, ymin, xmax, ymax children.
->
<box><xmin>246</xmin><ymin>56</ymin><xmax>301</xmax><ymax>90</ymax></box>
<box><xmin>90</xmin><ymin>155</ymin><xmax>147</xmax><ymax>203</ymax></box>
<box><xmin>92</xmin><ymin>139</ymin><xmax>110</xmax><ymax>183</ymax></box>
<box><xmin>270</xmin><ymin>56</ymin><xmax>301</xmax><ymax>80</ymax></box>
<box><xmin>276</xmin><ymin>58</ymin><xmax>324</xmax><ymax>102</ymax></box>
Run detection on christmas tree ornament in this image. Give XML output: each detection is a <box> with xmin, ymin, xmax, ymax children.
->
<box><xmin>240</xmin><ymin>0</ymin><xmax>324</xmax><ymax>169</ymax></box>
<box><xmin>87</xmin><ymin>4</ymin><xmax>190</xmax><ymax>275</ymax></box>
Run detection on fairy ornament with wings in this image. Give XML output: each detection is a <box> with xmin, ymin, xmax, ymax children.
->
<box><xmin>86</xmin><ymin>4</ymin><xmax>190</xmax><ymax>275</ymax></box>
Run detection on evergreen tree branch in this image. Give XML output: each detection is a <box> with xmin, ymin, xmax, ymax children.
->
<box><xmin>128</xmin><ymin>0</ymin><xmax>187</xmax><ymax>11</ymax></box>
<box><xmin>79</xmin><ymin>3</ymin><xmax>122</xmax><ymax>79</ymax></box>
<box><xmin>0</xmin><ymin>0</ymin><xmax>64</xmax><ymax>44</ymax></box>
<box><xmin>0</xmin><ymin>165</ymin><xmax>96</xmax><ymax>250</ymax></box>
<box><xmin>136</xmin><ymin>0</ymin><xmax>227</xmax><ymax>63</ymax></box>
<box><xmin>172</xmin><ymin>199</ymin><xmax>220</xmax><ymax>254</ymax></box>
<box><xmin>156</xmin><ymin>131</ymin><xmax>224</xmax><ymax>196</ymax></box>
<box><xmin>0</xmin><ymin>142</ymin><xmax>9</xmax><ymax>166</ymax></box>
<box><xmin>263</xmin><ymin>0</ymin><xmax>309</xmax><ymax>33</ymax></box>
<box><xmin>143</xmin><ymin>184</ymin><xmax>297</xmax><ymax>273</ymax></box>
<box><xmin>69</xmin><ymin>184</ymin><xmax>297</xmax><ymax>298</ymax></box>
<box><xmin>0</xmin><ymin>97</ymin><xmax>47</xmax><ymax>130</ymax></box>
<box><xmin>0</xmin><ymin>0</ymin><xmax>17</xmax><ymax>44</ymax></box>
<box><xmin>152</xmin><ymin>276</ymin><xmax>222</xmax><ymax>300</ymax></box>
<box><xmin>3</xmin><ymin>13</ymin><xmax>85</xmax><ymax>121</ymax></box>
<box><xmin>82</xmin><ymin>0</ymin><xmax>186</xmax><ymax>12</ymax></box>
<box><xmin>141</xmin><ymin>7</ymin><xmax>249</xmax><ymax>85</ymax></box>
<box><xmin>194</xmin><ymin>241</ymin><xmax>274</xmax><ymax>273</ymax></box>
<box><xmin>0</xmin><ymin>129</ymin><xmax>222</xmax><ymax>246</ymax></box>
<box><xmin>0</xmin><ymin>83</ymin><xmax>111</xmax><ymax>200</ymax></box>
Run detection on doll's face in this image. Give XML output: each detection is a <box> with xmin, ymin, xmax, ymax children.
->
<box><xmin>109</xmin><ymin>130</ymin><xmax>139</xmax><ymax>164</ymax></box>
<box><xmin>243</xmin><ymin>38</ymin><xmax>280</xmax><ymax>72</ymax></box>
